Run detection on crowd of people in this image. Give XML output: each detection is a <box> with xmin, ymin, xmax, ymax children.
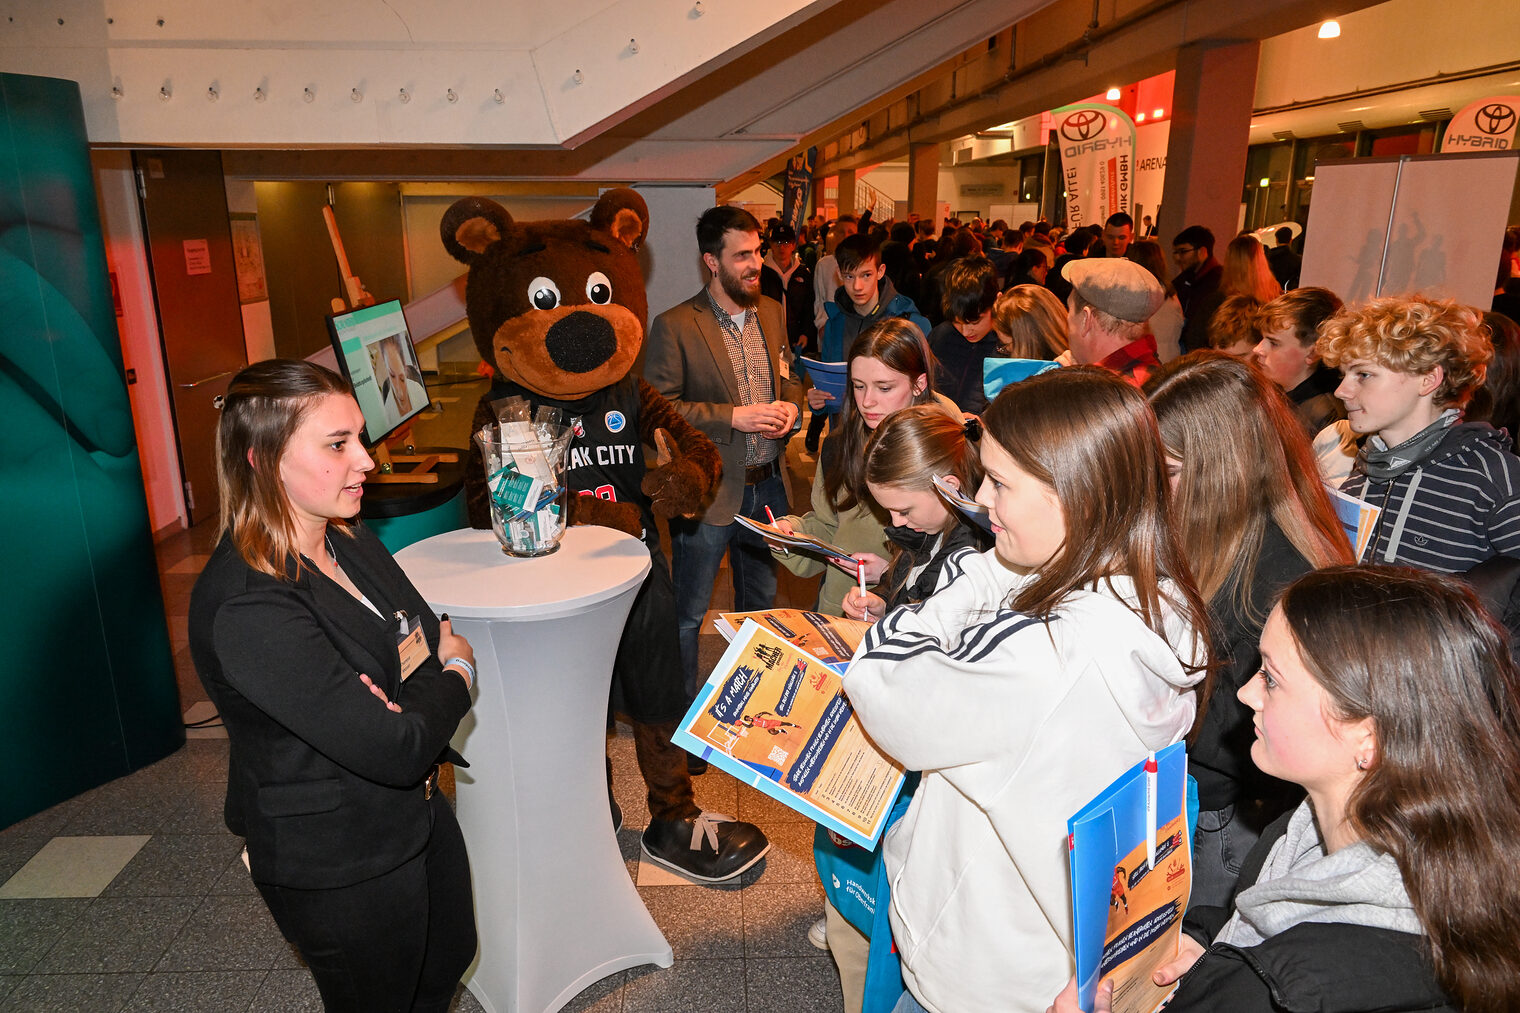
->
<box><xmin>188</xmin><ymin>197</ymin><xmax>1520</xmax><ymax>1013</ymax></box>
<box><xmin>744</xmin><ymin>206</ymin><xmax>1520</xmax><ymax>1013</ymax></box>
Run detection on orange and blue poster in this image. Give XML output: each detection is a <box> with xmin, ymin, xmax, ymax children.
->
<box><xmin>673</xmin><ymin>621</ymin><xmax>905</xmax><ymax>848</ymax></box>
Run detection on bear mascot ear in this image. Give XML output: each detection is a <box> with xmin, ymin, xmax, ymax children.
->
<box><xmin>441</xmin><ymin>197</ymin><xmax>513</xmax><ymax>264</ymax></box>
<box><xmin>589</xmin><ymin>188</ymin><xmax>649</xmax><ymax>251</ymax></box>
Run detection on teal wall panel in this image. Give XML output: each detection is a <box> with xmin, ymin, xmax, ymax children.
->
<box><xmin>0</xmin><ymin>73</ymin><xmax>183</xmax><ymax>827</ymax></box>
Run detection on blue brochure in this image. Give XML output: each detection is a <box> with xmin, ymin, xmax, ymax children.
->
<box><xmin>800</xmin><ymin>357</ymin><xmax>849</xmax><ymax>415</ymax></box>
<box><xmin>1067</xmin><ymin>742</ymin><xmax>1190</xmax><ymax>1013</ymax></box>
<box><xmin>983</xmin><ymin>357</ymin><xmax>1060</xmax><ymax>399</ymax></box>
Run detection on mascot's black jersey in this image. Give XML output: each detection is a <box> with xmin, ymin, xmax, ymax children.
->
<box><xmin>486</xmin><ymin>375</ymin><xmax>654</xmax><ymax>544</ymax></box>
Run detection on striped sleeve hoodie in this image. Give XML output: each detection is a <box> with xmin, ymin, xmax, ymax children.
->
<box><xmin>842</xmin><ymin>548</ymin><xmax>1203</xmax><ymax>1013</ymax></box>
<box><xmin>1339</xmin><ymin>421</ymin><xmax>1520</xmax><ymax>573</ymax></box>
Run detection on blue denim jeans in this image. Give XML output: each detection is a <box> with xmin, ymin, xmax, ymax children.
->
<box><xmin>670</xmin><ymin>473</ymin><xmax>789</xmax><ymax>699</ymax></box>
<box><xmin>1191</xmin><ymin>802</ymin><xmax>1269</xmax><ymax>910</ymax></box>
<box><xmin>891</xmin><ymin>988</ymin><xmax>931</xmax><ymax>1013</ymax></box>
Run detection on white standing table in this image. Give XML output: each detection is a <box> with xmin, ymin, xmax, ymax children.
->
<box><xmin>395</xmin><ymin>526</ymin><xmax>672</xmax><ymax>1013</ymax></box>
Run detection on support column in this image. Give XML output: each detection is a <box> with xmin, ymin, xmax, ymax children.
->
<box><xmin>1158</xmin><ymin>39</ymin><xmax>1260</xmax><ymax>246</ymax></box>
<box><xmin>907</xmin><ymin>142</ymin><xmax>940</xmax><ymax>225</ymax></box>
<box><xmin>633</xmin><ymin>184</ymin><xmax>714</xmax><ymax>321</ymax></box>
<box><xmin>836</xmin><ymin>168</ymin><xmax>857</xmax><ymax>218</ymax></box>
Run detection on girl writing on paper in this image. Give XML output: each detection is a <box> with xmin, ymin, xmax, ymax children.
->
<box><xmin>842</xmin><ymin>404</ymin><xmax>990</xmax><ymax>622</ymax></box>
<box><xmin>845</xmin><ymin>366</ymin><xmax>1212</xmax><ymax>1013</ymax></box>
<box><xmin>766</xmin><ymin>319</ymin><xmax>959</xmax><ymax>617</ymax></box>
<box><xmin>1144</xmin><ymin>352</ymin><xmax>1353</xmax><ymax>908</ymax></box>
<box><xmin>815</xmin><ymin>404</ymin><xmax>991</xmax><ymax>1013</ymax></box>
<box><xmin>1052</xmin><ymin>566</ymin><xmax>1520</xmax><ymax>1013</ymax></box>
<box><xmin>189</xmin><ymin>360</ymin><xmax>477</xmax><ymax>1013</ymax></box>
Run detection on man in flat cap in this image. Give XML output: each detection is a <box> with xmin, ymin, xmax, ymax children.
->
<box><xmin>1061</xmin><ymin>258</ymin><xmax>1165</xmax><ymax>386</ymax></box>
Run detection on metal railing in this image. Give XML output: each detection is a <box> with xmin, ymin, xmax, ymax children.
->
<box><xmin>854</xmin><ymin>178</ymin><xmax>896</xmax><ymax>221</ymax></box>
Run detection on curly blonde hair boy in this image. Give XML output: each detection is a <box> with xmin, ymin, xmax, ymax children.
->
<box><xmin>1316</xmin><ymin>296</ymin><xmax>1491</xmax><ymax>408</ymax></box>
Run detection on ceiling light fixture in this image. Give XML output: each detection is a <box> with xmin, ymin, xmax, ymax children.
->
<box><xmin>1105</xmin><ymin>87</ymin><xmax>1121</xmax><ymax>101</ymax></box>
<box><xmin>1318</xmin><ymin>20</ymin><xmax>1340</xmax><ymax>39</ymax></box>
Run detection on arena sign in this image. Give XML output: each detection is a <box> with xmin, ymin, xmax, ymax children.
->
<box><xmin>1442</xmin><ymin>95</ymin><xmax>1520</xmax><ymax>151</ymax></box>
<box><xmin>1054</xmin><ymin>103</ymin><xmax>1136</xmax><ymax>227</ymax></box>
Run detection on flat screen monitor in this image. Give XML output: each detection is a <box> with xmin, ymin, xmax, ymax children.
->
<box><xmin>326</xmin><ymin>299</ymin><xmax>431</xmax><ymax>446</ymax></box>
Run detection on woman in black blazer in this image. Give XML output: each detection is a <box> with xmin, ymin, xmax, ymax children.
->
<box><xmin>189</xmin><ymin>360</ymin><xmax>477</xmax><ymax>1013</ymax></box>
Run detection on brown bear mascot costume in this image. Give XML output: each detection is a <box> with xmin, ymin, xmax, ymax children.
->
<box><xmin>445</xmin><ymin>189</ymin><xmax>769</xmax><ymax>882</ymax></box>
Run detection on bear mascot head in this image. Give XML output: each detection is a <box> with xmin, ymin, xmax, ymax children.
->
<box><xmin>443</xmin><ymin>188</ymin><xmax>719</xmax><ymax>538</ymax></box>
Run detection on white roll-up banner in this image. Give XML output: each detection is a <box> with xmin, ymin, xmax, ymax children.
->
<box><xmin>1442</xmin><ymin>96</ymin><xmax>1520</xmax><ymax>152</ymax></box>
<box><xmin>1053</xmin><ymin>103</ymin><xmax>1137</xmax><ymax>227</ymax></box>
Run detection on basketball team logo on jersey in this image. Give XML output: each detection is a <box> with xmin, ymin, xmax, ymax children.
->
<box><xmin>605</xmin><ymin>410</ymin><xmax>627</xmax><ymax>433</ymax></box>
<box><xmin>571</xmin><ymin>416</ymin><xmax>585</xmax><ymax>438</ymax></box>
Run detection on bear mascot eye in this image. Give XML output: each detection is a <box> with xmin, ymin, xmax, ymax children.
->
<box><xmin>528</xmin><ymin>276</ymin><xmax>561</xmax><ymax>311</ymax></box>
<box><xmin>586</xmin><ymin>272</ymin><xmax>613</xmax><ymax>305</ymax></box>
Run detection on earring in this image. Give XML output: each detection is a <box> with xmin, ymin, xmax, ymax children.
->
<box><xmin>1356</xmin><ymin>756</ymin><xmax>1369</xmax><ymax>771</ymax></box>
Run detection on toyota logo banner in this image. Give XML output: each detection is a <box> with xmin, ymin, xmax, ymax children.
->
<box><xmin>1053</xmin><ymin>102</ymin><xmax>1137</xmax><ymax>227</ymax></box>
<box><xmin>1442</xmin><ymin>95</ymin><xmax>1520</xmax><ymax>151</ymax></box>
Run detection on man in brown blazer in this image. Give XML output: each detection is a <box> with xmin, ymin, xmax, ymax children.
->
<box><xmin>644</xmin><ymin>205</ymin><xmax>805</xmax><ymax>708</ymax></box>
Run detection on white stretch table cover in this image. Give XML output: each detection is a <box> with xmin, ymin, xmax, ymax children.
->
<box><xmin>396</xmin><ymin>526</ymin><xmax>671</xmax><ymax>1013</ymax></box>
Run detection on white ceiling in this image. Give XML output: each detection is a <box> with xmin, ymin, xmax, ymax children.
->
<box><xmin>1</xmin><ymin>0</ymin><xmax>1052</xmax><ymax>183</ymax></box>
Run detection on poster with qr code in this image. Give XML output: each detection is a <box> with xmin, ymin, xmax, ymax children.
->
<box><xmin>672</xmin><ymin>620</ymin><xmax>905</xmax><ymax>848</ymax></box>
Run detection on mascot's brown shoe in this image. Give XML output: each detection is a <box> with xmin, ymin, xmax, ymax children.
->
<box><xmin>641</xmin><ymin>812</ymin><xmax>770</xmax><ymax>883</ymax></box>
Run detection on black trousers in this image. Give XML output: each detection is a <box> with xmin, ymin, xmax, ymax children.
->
<box><xmin>257</xmin><ymin>793</ymin><xmax>477</xmax><ymax>1013</ymax></box>
<box><xmin>613</xmin><ymin>543</ymin><xmax>687</xmax><ymax>725</ymax></box>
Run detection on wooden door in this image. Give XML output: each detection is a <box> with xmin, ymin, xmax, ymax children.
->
<box><xmin>133</xmin><ymin>150</ymin><xmax>247</xmax><ymax>525</ymax></box>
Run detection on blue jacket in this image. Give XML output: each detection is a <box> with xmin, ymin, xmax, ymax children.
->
<box><xmin>819</xmin><ymin>277</ymin><xmax>930</xmax><ymax>362</ymax></box>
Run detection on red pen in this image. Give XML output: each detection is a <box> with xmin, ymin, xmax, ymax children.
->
<box><xmin>765</xmin><ymin>506</ymin><xmax>789</xmax><ymax>556</ymax></box>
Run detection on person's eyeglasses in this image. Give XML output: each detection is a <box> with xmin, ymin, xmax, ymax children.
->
<box><xmin>1172</xmin><ymin>246</ymin><xmax>1196</xmax><ymax>256</ymax></box>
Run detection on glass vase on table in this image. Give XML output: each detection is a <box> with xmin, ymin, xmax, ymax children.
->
<box><xmin>474</xmin><ymin>421</ymin><xmax>574</xmax><ymax>556</ymax></box>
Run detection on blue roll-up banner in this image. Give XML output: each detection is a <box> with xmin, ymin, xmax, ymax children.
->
<box><xmin>783</xmin><ymin>147</ymin><xmax>818</xmax><ymax>234</ymax></box>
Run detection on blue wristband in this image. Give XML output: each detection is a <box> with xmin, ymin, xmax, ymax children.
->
<box><xmin>443</xmin><ymin>657</ymin><xmax>475</xmax><ymax>684</ymax></box>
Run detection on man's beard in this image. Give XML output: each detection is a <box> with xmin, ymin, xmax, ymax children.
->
<box><xmin>719</xmin><ymin>262</ymin><xmax>761</xmax><ymax>309</ymax></box>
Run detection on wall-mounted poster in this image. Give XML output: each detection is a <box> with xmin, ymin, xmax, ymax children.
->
<box><xmin>230</xmin><ymin>214</ymin><xmax>268</xmax><ymax>304</ymax></box>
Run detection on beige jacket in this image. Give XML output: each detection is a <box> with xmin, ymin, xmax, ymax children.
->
<box><xmin>644</xmin><ymin>291</ymin><xmax>805</xmax><ymax>526</ymax></box>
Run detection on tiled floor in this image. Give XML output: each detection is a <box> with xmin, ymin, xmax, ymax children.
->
<box><xmin>0</xmin><ymin>404</ymin><xmax>839</xmax><ymax>1012</ymax></box>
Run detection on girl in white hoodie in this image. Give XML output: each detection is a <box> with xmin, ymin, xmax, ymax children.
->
<box><xmin>845</xmin><ymin>366</ymin><xmax>1212</xmax><ymax>1013</ymax></box>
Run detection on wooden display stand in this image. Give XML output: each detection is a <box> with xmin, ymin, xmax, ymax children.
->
<box><xmin>368</xmin><ymin>436</ymin><xmax>459</xmax><ymax>486</ymax></box>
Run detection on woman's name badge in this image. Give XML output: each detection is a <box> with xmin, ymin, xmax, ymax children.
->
<box><xmin>397</xmin><ymin>620</ymin><xmax>429</xmax><ymax>680</ymax></box>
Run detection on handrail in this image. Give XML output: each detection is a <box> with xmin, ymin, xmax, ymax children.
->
<box><xmin>854</xmin><ymin>178</ymin><xmax>896</xmax><ymax>221</ymax></box>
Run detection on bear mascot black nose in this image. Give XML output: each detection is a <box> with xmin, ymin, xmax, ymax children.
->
<box><xmin>545</xmin><ymin>311</ymin><xmax>617</xmax><ymax>374</ymax></box>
